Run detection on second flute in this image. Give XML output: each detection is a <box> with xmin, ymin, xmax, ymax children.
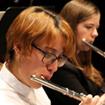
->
<box><xmin>30</xmin><ymin>75</ymin><xmax>86</xmax><ymax>101</ymax></box>
<box><xmin>82</xmin><ymin>38</ymin><xmax>105</xmax><ymax>58</ymax></box>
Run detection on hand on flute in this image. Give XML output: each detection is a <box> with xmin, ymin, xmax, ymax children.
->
<box><xmin>79</xmin><ymin>94</ymin><xmax>105</xmax><ymax>105</ymax></box>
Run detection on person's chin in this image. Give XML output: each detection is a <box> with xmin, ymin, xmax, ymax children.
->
<box><xmin>30</xmin><ymin>82</ymin><xmax>42</xmax><ymax>88</ymax></box>
<box><xmin>80</xmin><ymin>46</ymin><xmax>90</xmax><ymax>52</ymax></box>
<box><xmin>84</xmin><ymin>47</ymin><xmax>90</xmax><ymax>51</ymax></box>
<box><xmin>34</xmin><ymin>84</ymin><xmax>42</xmax><ymax>89</ymax></box>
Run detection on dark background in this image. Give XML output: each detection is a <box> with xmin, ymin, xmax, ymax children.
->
<box><xmin>0</xmin><ymin>0</ymin><xmax>105</xmax><ymax>76</ymax></box>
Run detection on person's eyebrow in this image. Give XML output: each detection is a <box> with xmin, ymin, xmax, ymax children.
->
<box><xmin>45</xmin><ymin>47</ymin><xmax>63</xmax><ymax>55</ymax></box>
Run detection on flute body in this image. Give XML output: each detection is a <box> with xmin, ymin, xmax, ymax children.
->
<box><xmin>30</xmin><ymin>75</ymin><xmax>86</xmax><ymax>101</ymax></box>
<box><xmin>82</xmin><ymin>38</ymin><xmax>105</xmax><ymax>58</ymax></box>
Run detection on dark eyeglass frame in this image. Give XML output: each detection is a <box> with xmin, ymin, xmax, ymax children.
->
<box><xmin>32</xmin><ymin>44</ymin><xmax>67</xmax><ymax>67</ymax></box>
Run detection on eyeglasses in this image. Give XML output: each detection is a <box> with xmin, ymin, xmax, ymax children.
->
<box><xmin>32</xmin><ymin>44</ymin><xmax>67</xmax><ymax>67</ymax></box>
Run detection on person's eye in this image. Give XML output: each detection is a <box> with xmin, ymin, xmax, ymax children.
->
<box><xmin>45</xmin><ymin>52</ymin><xmax>54</xmax><ymax>58</ymax></box>
<box><xmin>85</xmin><ymin>25</ymin><xmax>93</xmax><ymax>29</ymax></box>
<box><xmin>58</xmin><ymin>55</ymin><xmax>66</xmax><ymax>61</ymax></box>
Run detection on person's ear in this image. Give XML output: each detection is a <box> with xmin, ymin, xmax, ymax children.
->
<box><xmin>13</xmin><ymin>44</ymin><xmax>21</xmax><ymax>55</ymax></box>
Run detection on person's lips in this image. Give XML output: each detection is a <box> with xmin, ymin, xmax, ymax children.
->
<box><xmin>41</xmin><ymin>73</ymin><xmax>53</xmax><ymax>80</ymax></box>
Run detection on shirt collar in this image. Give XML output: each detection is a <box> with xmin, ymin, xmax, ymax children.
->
<box><xmin>0</xmin><ymin>63</ymin><xmax>35</xmax><ymax>98</ymax></box>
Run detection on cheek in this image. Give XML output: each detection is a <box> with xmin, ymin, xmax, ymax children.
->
<box><xmin>76</xmin><ymin>28</ymin><xmax>89</xmax><ymax>47</ymax></box>
<box><xmin>27</xmin><ymin>57</ymin><xmax>45</xmax><ymax>75</ymax></box>
<box><xmin>76</xmin><ymin>33</ymin><xmax>86</xmax><ymax>51</ymax></box>
<box><xmin>20</xmin><ymin>53</ymin><xmax>44</xmax><ymax>76</ymax></box>
<box><xmin>29</xmin><ymin>53</ymin><xmax>48</xmax><ymax>76</ymax></box>
<box><xmin>18</xmin><ymin>57</ymin><xmax>46</xmax><ymax>84</ymax></box>
<box><xmin>77</xmin><ymin>30</ymin><xmax>86</xmax><ymax>39</ymax></box>
<box><xmin>77</xmin><ymin>25</ymin><xmax>89</xmax><ymax>40</ymax></box>
<box><xmin>76</xmin><ymin>33</ymin><xmax>83</xmax><ymax>46</ymax></box>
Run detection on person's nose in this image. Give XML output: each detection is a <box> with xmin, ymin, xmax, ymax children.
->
<box><xmin>47</xmin><ymin>60</ymin><xmax>58</xmax><ymax>73</ymax></box>
<box><xmin>92</xmin><ymin>28</ymin><xmax>98</xmax><ymax>38</ymax></box>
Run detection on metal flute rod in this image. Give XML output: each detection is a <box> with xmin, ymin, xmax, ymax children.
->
<box><xmin>82</xmin><ymin>39</ymin><xmax>105</xmax><ymax>58</ymax></box>
<box><xmin>30</xmin><ymin>75</ymin><xmax>86</xmax><ymax>101</ymax></box>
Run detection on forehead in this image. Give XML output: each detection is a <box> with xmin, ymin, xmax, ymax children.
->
<box><xmin>81</xmin><ymin>14</ymin><xmax>100</xmax><ymax>25</ymax></box>
<box><xmin>36</xmin><ymin>35</ymin><xmax>65</xmax><ymax>53</ymax></box>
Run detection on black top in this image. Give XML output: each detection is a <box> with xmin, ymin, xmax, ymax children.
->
<box><xmin>44</xmin><ymin>62</ymin><xmax>104</xmax><ymax>105</ymax></box>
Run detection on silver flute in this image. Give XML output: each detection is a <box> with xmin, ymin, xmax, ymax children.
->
<box><xmin>30</xmin><ymin>75</ymin><xmax>86</xmax><ymax>101</ymax></box>
<box><xmin>82</xmin><ymin>38</ymin><xmax>105</xmax><ymax>58</ymax></box>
